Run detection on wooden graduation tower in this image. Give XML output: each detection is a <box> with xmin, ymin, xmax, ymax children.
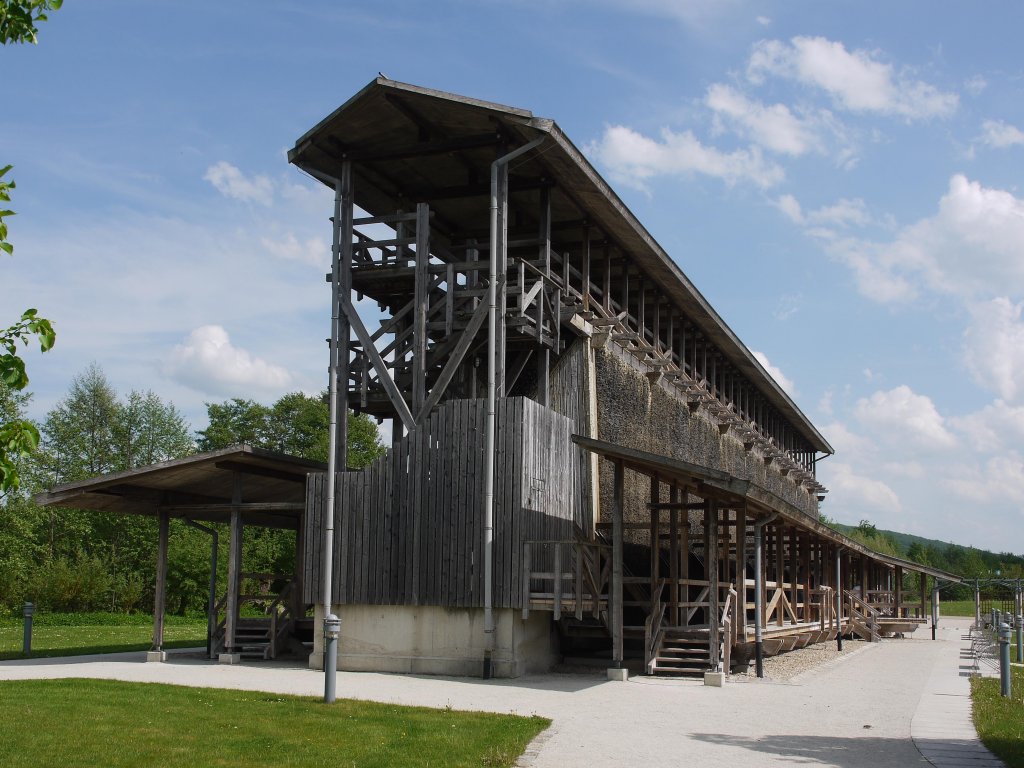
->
<box><xmin>290</xmin><ymin>79</ymin><xmax>947</xmax><ymax>679</ymax></box>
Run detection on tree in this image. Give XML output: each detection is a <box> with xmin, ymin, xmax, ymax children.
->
<box><xmin>0</xmin><ymin>0</ymin><xmax>61</xmax><ymax>45</ymax></box>
<box><xmin>197</xmin><ymin>391</ymin><xmax>384</xmax><ymax>468</ymax></box>
<box><xmin>0</xmin><ymin>1</ymin><xmax>61</xmax><ymax>493</ymax></box>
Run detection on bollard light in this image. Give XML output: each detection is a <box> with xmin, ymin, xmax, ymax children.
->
<box><xmin>999</xmin><ymin>622</ymin><xmax>1012</xmax><ymax>698</ymax></box>
<box><xmin>22</xmin><ymin>601</ymin><xmax>34</xmax><ymax>656</ymax></box>
<box><xmin>323</xmin><ymin>613</ymin><xmax>341</xmax><ymax>704</ymax></box>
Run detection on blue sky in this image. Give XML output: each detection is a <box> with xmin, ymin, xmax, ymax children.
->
<box><xmin>4</xmin><ymin>1</ymin><xmax>1024</xmax><ymax>552</ymax></box>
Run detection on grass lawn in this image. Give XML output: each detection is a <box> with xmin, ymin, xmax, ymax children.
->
<box><xmin>0</xmin><ymin>613</ymin><xmax>206</xmax><ymax>660</ymax></box>
<box><xmin>0</xmin><ymin>678</ymin><xmax>549</xmax><ymax>768</ymax></box>
<box><xmin>971</xmin><ymin>665</ymin><xmax>1024</xmax><ymax>768</ymax></box>
<box><xmin>939</xmin><ymin>600</ymin><xmax>977</xmax><ymax>617</ymax></box>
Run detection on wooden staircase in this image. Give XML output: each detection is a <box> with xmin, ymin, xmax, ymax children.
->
<box><xmin>234</xmin><ymin>617</ymin><xmax>274</xmax><ymax>659</ymax></box>
<box><xmin>648</xmin><ymin>628</ymin><xmax>713</xmax><ymax>676</ymax></box>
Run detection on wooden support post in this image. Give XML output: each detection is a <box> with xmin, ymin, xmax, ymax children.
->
<box><xmin>650</xmin><ymin>475</ymin><xmax>660</xmax><ymax>599</ymax></box>
<box><xmin>707</xmin><ymin>499</ymin><xmax>720</xmax><ymax>670</ymax></box>
<box><xmin>682</xmin><ymin>495</ymin><xmax>690</xmax><ymax>627</ymax></box>
<box><xmin>895</xmin><ymin>565</ymin><xmax>903</xmax><ymax>619</ymax></box>
<box><xmin>788</xmin><ymin>525</ymin><xmax>798</xmax><ymax>625</ymax></box>
<box><xmin>412</xmin><ymin>202</ymin><xmax>430</xmax><ymax>416</ymax></box>
<box><xmin>581</xmin><ymin>225</ymin><xmax>591</xmax><ymax>312</ymax></box>
<box><xmin>735</xmin><ymin>506</ymin><xmax>746</xmax><ymax>634</ymax></box>
<box><xmin>775</xmin><ymin>523</ymin><xmax>784</xmax><ymax>626</ymax></box>
<box><xmin>611</xmin><ymin>460</ymin><xmax>625</xmax><ymax>669</ymax></box>
<box><xmin>292</xmin><ymin>513</ymin><xmax>305</xmax><ymax>626</ymax></box>
<box><xmin>152</xmin><ymin>509</ymin><xmax>169</xmax><ymax>651</ymax></box>
<box><xmin>225</xmin><ymin>474</ymin><xmax>243</xmax><ymax>655</ymax></box>
<box><xmin>670</xmin><ymin>484</ymin><xmax>680</xmax><ymax>627</ymax></box>
<box><xmin>920</xmin><ymin>570</ymin><xmax>927</xmax><ymax>620</ymax></box>
<box><xmin>801</xmin><ymin>531</ymin><xmax>811</xmax><ymax>623</ymax></box>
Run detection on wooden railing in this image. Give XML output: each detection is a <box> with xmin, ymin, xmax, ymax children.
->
<box><xmin>719</xmin><ymin>588</ymin><xmax>737</xmax><ymax>673</ymax></box>
<box><xmin>644</xmin><ymin>579</ymin><xmax>667</xmax><ymax>674</ymax></box>
<box><xmin>864</xmin><ymin>590</ymin><xmax>925</xmax><ymax>619</ymax></box>
<box><xmin>846</xmin><ymin>590</ymin><xmax>881</xmax><ymax>641</ymax></box>
<box><xmin>809</xmin><ymin>586</ymin><xmax>838</xmax><ymax>632</ymax></box>
<box><xmin>522</xmin><ymin>539</ymin><xmax>610</xmax><ymax>621</ymax></box>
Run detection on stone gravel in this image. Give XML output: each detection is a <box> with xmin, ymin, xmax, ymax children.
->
<box><xmin>733</xmin><ymin>638</ymin><xmax>869</xmax><ymax>682</ymax></box>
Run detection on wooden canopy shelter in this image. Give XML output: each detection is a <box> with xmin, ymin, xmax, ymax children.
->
<box><xmin>35</xmin><ymin>446</ymin><xmax>325</xmax><ymax>660</ymax></box>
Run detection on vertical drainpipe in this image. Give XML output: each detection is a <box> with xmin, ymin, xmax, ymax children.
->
<box><xmin>296</xmin><ymin>161</ymin><xmax>347</xmax><ymax>703</ymax></box>
<box><xmin>322</xmin><ymin>171</ymin><xmax>344</xmax><ymax>703</ymax></box>
<box><xmin>835</xmin><ymin>547</ymin><xmax>843</xmax><ymax>651</ymax></box>
<box><xmin>753</xmin><ymin>513</ymin><xmax>777</xmax><ymax>678</ymax></box>
<box><xmin>484</xmin><ymin>137</ymin><xmax>544</xmax><ymax>679</ymax></box>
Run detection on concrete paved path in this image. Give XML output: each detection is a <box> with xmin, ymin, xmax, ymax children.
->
<box><xmin>0</xmin><ymin>617</ymin><xmax>1004</xmax><ymax>767</ymax></box>
<box><xmin>911</xmin><ymin>618</ymin><xmax>1004</xmax><ymax>768</ymax></box>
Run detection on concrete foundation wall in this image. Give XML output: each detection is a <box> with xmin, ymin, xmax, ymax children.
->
<box><xmin>309</xmin><ymin>605</ymin><xmax>558</xmax><ymax>678</ymax></box>
<box><xmin>594</xmin><ymin>343</ymin><xmax>819</xmax><ymax>529</ymax></box>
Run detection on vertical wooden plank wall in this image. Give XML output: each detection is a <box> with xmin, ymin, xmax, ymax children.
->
<box><xmin>303</xmin><ymin>396</ymin><xmax>582</xmax><ymax>609</ymax></box>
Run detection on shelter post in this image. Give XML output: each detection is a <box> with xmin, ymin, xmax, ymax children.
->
<box><xmin>149</xmin><ymin>509</ymin><xmax>169</xmax><ymax>660</ymax></box>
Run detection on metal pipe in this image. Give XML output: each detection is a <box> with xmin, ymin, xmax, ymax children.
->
<box><xmin>298</xmin><ymin>161</ymin><xmax>348</xmax><ymax>702</ymax></box>
<box><xmin>835</xmin><ymin>547</ymin><xmax>843</xmax><ymax>651</ymax></box>
<box><xmin>753</xmin><ymin>513</ymin><xmax>778</xmax><ymax>678</ymax></box>
<box><xmin>1016</xmin><ymin>613</ymin><xmax>1023</xmax><ymax>666</ymax></box>
<box><xmin>22</xmin><ymin>602</ymin><xmax>33</xmax><ymax>656</ymax></box>
<box><xmin>483</xmin><ymin>137</ymin><xmax>544</xmax><ymax>679</ymax></box>
<box><xmin>999</xmin><ymin>622</ymin><xmax>1012</xmax><ymax>698</ymax></box>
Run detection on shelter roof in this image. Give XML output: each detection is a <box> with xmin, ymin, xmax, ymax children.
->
<box><xmin>289</xmin><ymin>77</ymin><xmax>832</xmax><ymax>455</ymax></box>
<box><xmin>34</xmin><ymin>445</ymin><xmax>326</xmax><ymax>530</ymax></box>
<box><xmin>572</xmin><ymin>434</ymin><xmax>961</xmax><ymax>583</ymax></box>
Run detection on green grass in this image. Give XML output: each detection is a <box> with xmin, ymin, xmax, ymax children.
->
<box><xmin>0</xmin><ymin>679</ymin><xmax>549</xmax><ymax>767</ymax></box>
<box><xmin>971</xmin><ymin>665</ymin><xmax>1024</xmax><ymax>768</ymax></box>
<box><xmin>0</xmin><ymin>613</ymin><xmax>206</xmax><ymax>660</ymax></box>
<box><xmin>940</xmin><ymin>600</ymin><xmax>977</xmax><ymax>617</ymax></box>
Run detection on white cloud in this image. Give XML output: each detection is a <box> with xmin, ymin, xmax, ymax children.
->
<box><xmin>164</xmin><ymin>325</ymin><xmax>293</xmax><ymax>397</ymax></box>
<box><xmin>965</xmin><ymin>75</ymin><xmax>988</xmax><ymax>96</ymax></box>
<box><xmin>819</xmin><ymin>420</ymin><xmax>873</xmax><ymax>456</ymax></box>
<box><xmin>979</xmin><ymin>119</ymin><xmax>1024</xmax><ymax>149</ymax></box>
<box><xmin>943</xmin><ymin>453</ymin><xmax>1024</xmax><ymax>504</ymax></box>
<box><xmin>853</xmin><ymin>385</ymin><xmax>956</xmax><ymax>449</ymax></box>
<box><xmin>951</xmin><ymin>399</ymin><xmax>1024</xmax><ymax>452</ymax></box>
<box><xmin>706</xmin><ymin>84</ymin><xmax>822</xmax><ymax>156</ymax></box>
<box><xmin>204</xmin><ymin>161</ymin><xmax>274</xmax><ymax>206</ymax></box>
<box><xmin>827</xmin><ymin>175</ymin><xmax>1024</xmax><ymax>303</ymax></box>
<box><xmin>963</xmin><ymin>298</ymin><xmax>1024</xmax><ymax>402</ymax></box>
<box><xmin>588</xmin><ymin>125</ymin><xmax>785</xmax><ymax>190</ymax></box>
<box><xmin>756</xmin><ymin>15</ymin><xmax>771</xmax><ymax>26</ymax></box>
<box><xmin>822</xmin><ymin>461</ymin><xmax>902</xmax><ymax>514</ymax></box>
<box><xmin>261</xmin><ymin>232</ymin><xmax>329</xmax><ymax>268</ymax></box>
<box><xmin>752</xmin><ymin>350</ymin><xmax>797</xmax><ymax>396</ymax></box>
<box><xmin>775</xmin><ymin>193</ymin><xmax>870</xmax><ymax>230</ymax></box>
<box><xmin>747</xmin><ymin>36</ymin><xmax>958</xmax><ymax>120</ymax></box>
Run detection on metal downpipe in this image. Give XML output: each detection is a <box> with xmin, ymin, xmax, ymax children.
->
<box><xmin>835</xmin><ymin>547</ymin><xmax>843</xmax><ymax>651</ymax></box>
<box><xmin>298</xmin><ymin>162</ymin><xmax>347</xmax><ymax>703</ymax></box>
<box><xmin>484</xmin><ymin>137</ymin><xmax>544</xmax><ymax>679</ymax></box>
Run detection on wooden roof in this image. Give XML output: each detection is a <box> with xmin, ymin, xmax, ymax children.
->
<box><xmin>289</xmin><ymin>77</ymin><xmax>833</xmax><ymax>455</ymax></box>
<box><xmin>34</xmin><ymin>446</ymin><xmax>326</xmax><ymax>530</ymax></box>
<box><xmin>573</xmin><ymin>434</ymin><xmax>961</xmax><ymax>582</ymax></box>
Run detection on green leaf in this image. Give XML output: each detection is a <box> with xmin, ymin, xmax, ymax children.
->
<box><xmin>0</xmin><ymin>242</ymin><xmax>12</xmax><ymax>255</ymax></box>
